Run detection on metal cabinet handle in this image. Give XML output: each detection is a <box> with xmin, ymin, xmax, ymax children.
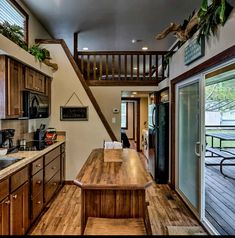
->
<box><xmin>12</xmin><ymin>194</ymin><xmax>17</xmax><ymax>199</ymax></box>
<box><xmin>36</xmin><ymin>201</ymin><xmax>41</xmax><ymax>204</ymax></box>
<box><xmin>5</xmin><ymin>200</ymin><xmax>10</xmax><ymax>205</ymax></box>
<box><xmin>36</xmin><ymin>180</ymin><xmax>42</xmax><ymax>184</ymax></box>
<box><xmin>53</xmin><ymin>182</ymin><xmax>57</xmax><ymax>186</ymax></box>
<box><xmin>36</xmin><ymin>164</ymin><xmax>41</xmax><ymax>168</ymax></box>
<box><xmin>52</xmin><ymin>166</ymin><xmax>56</xmax><ymax>170</ymax></box>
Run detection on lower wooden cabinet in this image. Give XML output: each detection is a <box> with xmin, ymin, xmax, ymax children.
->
<box><xmin>10</xmin><ymin>182</ymin><xmax>29</xmax><ymax>235</ymax></box>
<box><xmin>31</xmin><ymin>191</ymin><xmax>43</xmax><ymax>222</ymax></box>
<box><xmin>0</xmin><ymin>197</ymin><xmax>10</xmax><ymax>235</ymax></box>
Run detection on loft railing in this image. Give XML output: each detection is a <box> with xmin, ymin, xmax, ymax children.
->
<box><xmin>75</xmin><ymin>51</ymin><xmax>169</xmax><ymax>85</ymax></box>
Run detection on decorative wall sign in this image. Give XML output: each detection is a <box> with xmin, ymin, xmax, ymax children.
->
<box><xmin>60</xmin><ymin>91</ymin><xmax>88</xmax><ymax>121</ymax></box>
<box><xmin>60</xmin><ymin>106</ymin><xmax>88</xmax><ymax>121</ymax></box>
<box><xmin>184</xmin><ymin>36</ymin><xmax>205</xmax><ymax>65</ymax></box>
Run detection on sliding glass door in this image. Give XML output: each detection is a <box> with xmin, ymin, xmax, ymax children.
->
<box><xmin>175</xmin><ymin>77</ymin><xmax>204</xmax><ymax>218</ymax></box>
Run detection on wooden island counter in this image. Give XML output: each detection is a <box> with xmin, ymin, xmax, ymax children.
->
<box><xmin>74</xmin><ymin>148</ymin><xmax>152</xmax><ymax>235</ymax></box>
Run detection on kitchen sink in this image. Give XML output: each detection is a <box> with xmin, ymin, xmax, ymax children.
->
<box><xmin>0</xmin><ymin>156</ymin><xmax>25</xmax><ymax>170</ymax></box>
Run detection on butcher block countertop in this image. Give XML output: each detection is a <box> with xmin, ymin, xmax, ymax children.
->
<box><xmin>74</xmin><ymin>148</ymin><xmax>152</xmax><ymax>189</ymax></box>
<box><xmin>0</xmin><ymin>140</ymin><xmax>65</xmax><ymax>180</ymax></box>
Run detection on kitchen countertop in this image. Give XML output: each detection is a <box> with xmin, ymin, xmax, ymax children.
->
<box><xmin>0</xmin><ymin>140</ymin><xmax>65</xmax><ymax>180</ymax></box>
<box><xmin>74</xmin><ymin>148</ymin><xmax>152</xmax><ymax>189</ymax></box>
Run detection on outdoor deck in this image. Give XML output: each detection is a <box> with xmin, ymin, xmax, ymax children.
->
<box><xmin>205</xmin><ymin>157</ymin><xmax>235</xmax><ymax>235</ymax></box>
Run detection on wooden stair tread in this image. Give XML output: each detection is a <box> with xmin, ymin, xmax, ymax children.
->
<box><xmin>84</xmin><ymin>217</ymin><xmax>147</xmax><ymax>235</ymax></box>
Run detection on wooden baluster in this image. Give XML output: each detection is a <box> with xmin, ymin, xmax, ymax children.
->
<box><xmin>161</xmin><ymin>54</ymin><xmax>164</xmax><ymax>80</ymax></box>
<box><xmin>118</xmin><ymin>55</ymin><xmax>121</xmax><ymax>80</ymax></box>
<box><xmin>99</xmin><ymin>55</ymin><xmax>102</xmax><ymax>80</ymax></box>
<box><xmin>81</xmin><ymin>55</ymin><xmax>84</xmax><ymax>75</ymax></box>
<box><xmin>143</xmin><ymin>54</ymin><xmax>146</xmax><ymax>81</ymax></box>
<box><xmin>112</xmin><ymin>55</ymin><xmax>115</xmax><ymax>80</ymax></box>
<box><xmin>125</xmin><ymin>55</ymin><xmax>127</xmax><ymax>80</ymax></box>
<box><xmin>137</xmin><ymin>55</ymin><xmax>139</xmax><ymax>81</ymax></box>
<box><xmin>155</xmin><ymin>54</ymin><xmax>158</xmax><ymax>81</ymax></box>
<box><xmin>149</xmin><ymin>54</ymin><xmax>152</xmax><ymax>81</ymax></box>
<box><xmin>93</xmin><ymin>55</ymin><xmax>97</xmax><ymax>80</ymax></box>
<box><xmin>131</xmin><ymin>55</ymin><xmax>133</xmax><ymax>80</ymax></box>
<box><xmin>106</xmin><ymin>55</ymin><xmax>108</xmax><ymax>80</ymax></box>
<box><xmin>87</xmin><ymin>55</ymin><xmax>90</xmax><ymax>80</ymax></box>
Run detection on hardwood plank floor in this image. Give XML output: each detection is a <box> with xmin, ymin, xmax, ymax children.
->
<box><xmin>28</xmin><ymin>182</ymin><xmax>203</xmax><ymax>235</ymax></box>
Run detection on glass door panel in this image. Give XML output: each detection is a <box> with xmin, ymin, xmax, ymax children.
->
<box><xmin>176</xmin><ymin>79</ymin><xmax>201</xmax><ymax>215</ymax></box>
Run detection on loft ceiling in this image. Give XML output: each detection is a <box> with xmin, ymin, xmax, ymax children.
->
<box><xmin>22</xmin><ymin>0</ymin><xmax>203</xmax><ymax>53</ymax></box>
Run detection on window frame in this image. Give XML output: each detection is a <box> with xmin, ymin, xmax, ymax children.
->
<box><xmin>121</xmin><ymin>101</ymin><xmax>128</xmax><ymax>129</ymax></box>
<box><xmin>5</xmin><ymin>0</ymin><xmax>29</xmax><ymax>44</ymax></box>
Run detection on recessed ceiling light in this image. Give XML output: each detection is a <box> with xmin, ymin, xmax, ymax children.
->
<box><xmin>133</xmin><ymin>67</ymin><xmax>138</xmax><ymax>70</ymax></box>
<box><xmin>83</xmin><ymin>47</ymin><xmax>89</xmax><ymax>50</ymax></box>
<box><xmin>132</xmin><ymin>92</ymin><xmax>137</xmax><ymax>95</ymax></box>
<box><xmin>142</xmin><ymin>47</ymin><xmax>148</xmax><ymax>51</ymax></box>
<box><xmin>131</xmin><ymin>95</ymin><xmax>135</xmax><ymax>97</ymax></box>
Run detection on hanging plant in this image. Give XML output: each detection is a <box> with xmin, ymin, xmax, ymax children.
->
<box><xmin>197</xmin><ymin>0</ymin><xmax>233</xmax><ymax>43</ymax></box>
<box><xmin>0</xmin><ymin>21</ymin><xmax>28</xmax><ymax>50</ymax></box>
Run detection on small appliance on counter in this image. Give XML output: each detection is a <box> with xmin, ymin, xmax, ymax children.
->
<box><xmin>0</xmin><ymin>129</ymin><xmax>18</xmax><ymax>154</ymax></box>
<box><xmin>34</xmin><ymin>124</ymin><xmax>46</xmax><ymax>141</ymax></box>
<box><xmin>45</xmin><ymin>128</ymin><xmax>57</xmax><ymax>145</ymax></box>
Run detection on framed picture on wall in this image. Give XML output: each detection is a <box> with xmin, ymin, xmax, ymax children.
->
<box><xmin>60</xmin><ymin>106</ymin><xmax>88</xmax><ymax>121</ymax></box>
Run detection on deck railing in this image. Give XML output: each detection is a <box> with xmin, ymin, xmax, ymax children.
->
<box><xmin>76</xmin><ymin>51</ymin><xmax>169</xmax><ymax>85</ymax></box>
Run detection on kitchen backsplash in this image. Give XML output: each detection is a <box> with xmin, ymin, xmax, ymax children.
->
<box><xmin>1</xmin><ymin>120</ymin><xmax>35</xmax><ymax>145</ymax></box>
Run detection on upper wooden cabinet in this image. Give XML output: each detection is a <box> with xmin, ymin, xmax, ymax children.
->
<box><xmin>25</xmin><ymin>67</ymin><xmax>45</xmax><ymax>93</ymax></box>
<box><xmin>0</xmin><ymin>56</ymin><xmax>23</xmax><ymax>119</ymax></box>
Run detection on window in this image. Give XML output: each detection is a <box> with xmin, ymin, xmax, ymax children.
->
<box><xmin>121</xmin><ymin>102</ymin><xmax>128</xmax><ymax>129</ymax></box>
<box><xmin>0</xmin><ymin>0</ymin><xmax>28</xmax><ymax>43</ymax></box>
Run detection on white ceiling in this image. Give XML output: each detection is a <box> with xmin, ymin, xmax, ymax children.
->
<box><xmin>22</xmin><ymin>0</ymin><xmax>203</xmax><ymax>53</ymax></box>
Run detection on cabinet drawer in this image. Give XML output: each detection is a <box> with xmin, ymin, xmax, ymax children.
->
<box><xmin>0</xmin><ymin>178</ymin><xmax>9</xmax><ymax>202</ymax></box>
<box><xmin>44</xmin><ymin>171</ymin><xmax>60</xmax><ymax>204</ymax></box>
<box><xmin>31</xmin><ymin>191</ymin><xmax>43</xmax><ymax>222</ymax></box>
<box><xmin>31</xmin><ymin>157</ymin><xmax>43</xmax><ymax>175</ymax></box>
<box><xmin>45</xmin><ymin>146</ymin><xmax>60</xmax><ymax>166</ymax></box>
<box><xmin>45</xmin><ymin>156</ymin><xmax>60</xmax><ymax>184</ymax></box>
<box><xmin>11</xmin><ymin>166</ymin><xmax>28</xmax><ymax>193</ymax></box>
<box><xmin>31</xmin><ymin>169</ymin><xmax>43</xmax><ymax>199</ymax></box>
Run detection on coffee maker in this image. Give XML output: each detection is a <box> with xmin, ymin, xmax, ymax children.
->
<box><xmin>0</xmin><ymin>129</ymin><xmax>18</xmax><ymax>153</ymax></box>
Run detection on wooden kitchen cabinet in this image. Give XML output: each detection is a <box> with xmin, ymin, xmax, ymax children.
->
<box><xmin>10</xmin><ymin>181</ymin><xmax>29</xmax><ymax>235</ymax></box>
<box><xmin>0</xmin><ymin>178</ymin><xmax>10</xmax><ymax>235</ymax></box>
<box><xmin>25</xmin><ymin>67</ymin><xmax>45</xmax><ymax>93</ymax></box>
<box><xmin>0</xmin><ymin>56</ymin><xmax>23</xmax><ymax>119</ymax></box>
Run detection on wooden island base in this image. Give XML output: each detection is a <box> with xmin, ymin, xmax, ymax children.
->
<box><xmin>74</xmin><ymin>148</ymin><xmax>152</xmax><ymax>235</ymax></box>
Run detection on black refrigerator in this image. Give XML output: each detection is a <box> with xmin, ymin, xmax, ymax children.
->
<box><xmin>148</xmin><ymin>94</ymin><xmax>169</xmax><ymax>184</ymax></box>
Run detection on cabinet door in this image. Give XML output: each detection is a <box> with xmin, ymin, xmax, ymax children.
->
<box><xmin>0</xmin><ymin>197</ymin><xmax>10</xmax><ymax>235</ymax></box>
<box><xmin>7</xmin><ymin>59</ymin><xmax>23</xmax><ymax>118</ymax></box>
<box><xmin>25</xmin><ymin>67</ymin><xmax>35</xmax><ymax>91</ymax></box>
<box><xmin>10</xmin><ymin>182</ymin><xmax>29</xmax><ymax>235</ymax></box>
<box><xmin>34</xmin><ymin>72</ymin><xmax>45</xmax><ymax>93</ymax></box>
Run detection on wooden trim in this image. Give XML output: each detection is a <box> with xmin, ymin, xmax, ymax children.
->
<box><xmin>205</xmin><ymin>62</ymin><xmax>235</xmax><ymax>79</ymax></box>
<box><xmin>122</xmin><ymin>97</ymin><xmax>140</xmax><ymax>152</ymax></box>
<box><xmin>35</xmin><ymin>39</ymin><xmax>117</xmax><ymax>141</ymax></box>
<box><xmin>9</xmin><ymin>0</ymin><xmax>29</xmax><ymax>44</ymax></box>
<box><xmin>65</xmin><ymin>180</ymin><xmax>76</xmax><ymax>185</ymax></box>
<box><xmin>77</xmin><ymin>51</ymin><xmax>169</xmax><ymax>55</ymax></box>
<box><xmin>170</xmin><ymin>45</ymin><xmax>235</xmax><ymax>189</ymax></box>
<box><xmin>87</xmin><ymin>80</ymin><xmax>158</xmax><ymax>86</ymax></box>
<box><xmin>73</xmin><ymin>32</ymin><xmax>79</xmax><ymax>61</ymax></box>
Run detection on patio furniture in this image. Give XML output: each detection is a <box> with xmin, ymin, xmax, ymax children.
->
<box><xmin>206</xmin><ymin>146</ymin><xmax>235</xmax><ymax>180</ymax></box>
<box><xmin>206</xmin><ymin>132</ymin><xmax>235</xmax><ymax>150</ymax></box>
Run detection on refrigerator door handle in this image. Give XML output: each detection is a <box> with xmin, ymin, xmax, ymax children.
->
<box><xmin>152</xmin><ymin>107</ymin><xmax>156</xmax><ymax>128</ymax></box>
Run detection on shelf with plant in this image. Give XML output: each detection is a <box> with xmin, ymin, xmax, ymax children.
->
<box><xmin>155</xmin><ymin>0</ymin><xmax>234</xmax><ymax>69</ymax></box>
<box><xmin>0</xmin><ymin>21</ymin><xmax>58</xmax><ymax>71</ymax></box>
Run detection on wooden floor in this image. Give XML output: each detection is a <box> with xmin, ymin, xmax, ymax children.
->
<box><xmin>205</xmin><ymin>159</ymin><xmax>235</xmax><ymax>235</ymax></box>
<box><xmin>29</xmin><ymin>176</ymin><xmax>203</xmax><ymax>235</ymax></box>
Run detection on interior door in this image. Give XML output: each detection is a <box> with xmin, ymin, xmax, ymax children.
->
<box><xmin>175</xmin><ymin>77</ymin><xmax>203</xmax><ymax>217</ymax></box>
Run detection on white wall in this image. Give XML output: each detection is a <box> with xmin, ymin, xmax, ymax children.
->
<box><xmin>169</xmin><ymin>9</ymin><xmax>235</xmax><ymax>80</ymax></box>
<box><xmin>41</xmin><ymin>44</ymin><xmax>111</xmax><ymax>180</ymax></box>
<box><xmin>16</xmin><ymin>0</ymin><xmax>52</xmax><ymax>46</ymax></box>
<box><xmin>91</xmin><ymin>86</ymin><xmax>157</xmax><ymax>140</ymax></box>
